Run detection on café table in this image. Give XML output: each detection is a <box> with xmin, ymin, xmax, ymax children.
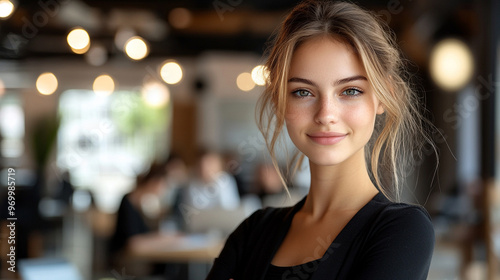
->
<box><xmin>126</xmin><ymin>233</ymin><xmax>224</xmax><ymax>279</ymax></box>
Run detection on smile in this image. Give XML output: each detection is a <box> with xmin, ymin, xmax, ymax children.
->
<box><xmin>307</xmin><ymin>132</ymin><xmax>347</xmax><ymax>145</ymax></box>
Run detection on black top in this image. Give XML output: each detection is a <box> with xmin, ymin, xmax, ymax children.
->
<box><xmin>264</xmin><ymin>260</ymin><xmax>320</xmax><ymax>280</ymax></box>
<box><xmin>206</xmin><ymin>192</ymin><xmax>435</xmax><ymax>280</ymax></box>
<box><xmin>109</xmin><ymin>194</ymin><xmax>150</xmax><ymax>254</ymax></box>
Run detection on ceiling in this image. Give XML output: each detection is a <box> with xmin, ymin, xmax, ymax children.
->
<box><xmin>0</xmin><ymin>0</ymin><xmax>482</xmax><ymax>61</ymax></box>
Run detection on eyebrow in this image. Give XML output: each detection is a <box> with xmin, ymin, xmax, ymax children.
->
<box><xmin>288</xmin><ymin>75</ymin><xmax>367</xmax><ymax>87</ymax></box>
<box><xmin>334</xmin><ymin>75</ymin><xmax>367</xmax><ymax>86</ymax></box>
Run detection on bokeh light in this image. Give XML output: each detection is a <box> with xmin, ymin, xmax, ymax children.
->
<box><xmin>124</xmin><ymin>36</ymin><xmax>149</xmax><ymax>61</ymax></box>
<box><xmin>251</xmin><ymin>65</ymin><xmax>269</xmax><ymax>86</ymax></box>
<box><xmin>142</xmin><ymin>81</ymin><xmax>170</xmax><ymax>108</ymax></box>
<box><xmin>236</xmin><ymin>72</ymin><xmax>255</xmax><ymax>91</ymax></box>
<box><xmin>168</xmin><ymin>7</ymin><xmax>192</xmax><ymax>29</ymax></box>
<box><xmin>93</xmin><ymin>74</ymin><xmax>115</xmax><ymax>96</ymax></box>
<box><xmin>0</xmin><ymin>0</ymin><xmax>14</xmax><ymax>19</ymax></box>
<box><xmin>36</xmin><ymin>72</ymin><xmax>58</xmax><ymax>95</ymax></box>
<box><xmin>160</xmin><ymin>61</ymin><xmax>183</xmax><ymax>84</ymax></box>
<box><xmin>67</xmin><ymin>28</ymin><xmax>90</xmax><ymax>54</ymax></box>
<box><xmin>429</xmin><ymin>38</ymin><xmax>474</xmax><ymax>92</ymax></box>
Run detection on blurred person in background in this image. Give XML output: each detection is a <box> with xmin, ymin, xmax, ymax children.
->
<box><xmin>252</xmin><ymin>162</ymin><xmax>304</xmax><ymax>208</ymax></box>
<box><xmin>180</xmin><ymin>149</ymin><xmax>240</xmax><ymax>211</ymax></box>
<box><xmin>109</xmin><ymin>162</ymin><xmax>171</xmax><ymax>276</ymax></box>
<box><xmin>163</xmin><ymin>154</ymin><xmax>189</xmax><ymax>198</ymax></box>
<box><xmin>222</xmin><ymin>151</ymin><xmax>248</xmax><ymax>197</ymax></box>
<box><xmin>161</xmin><ymin>153</ymin><xmax>189</xmax><ymax>232</ymax></box>
<box><xmin>252</xmin><ymin>163</ymin><xmax>296</xmax><ymax>208</ymax></box>
<box><xmin>254</xmin><ymin>163</ymin><xmax>283</xmax><ymax>201</ymax></box>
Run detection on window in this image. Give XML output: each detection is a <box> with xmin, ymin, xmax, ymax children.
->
<box><xmin>57</xmin><ymin>90</ymin><xmax>171</xmax><ymax>212</ymax></box>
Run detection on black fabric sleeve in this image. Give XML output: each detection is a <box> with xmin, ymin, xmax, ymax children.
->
<box><xmin>206</xmin><ymin>209</ymin><xmax>265</xmax><ymax>280</ymax></box>
<box><xmin>349</xmin><ymin>206</ymin><xmax>435</xmax><ymax>280</ymax></box>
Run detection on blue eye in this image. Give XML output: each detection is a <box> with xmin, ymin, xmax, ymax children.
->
<box><xmin>292</xmin><ymin>89</ymin><xmax>312</xmax><ymax>98</ymax></box>
<box><xmin>342</xmin><ymin>88</ymin><xmax>363</xmax><ymax>96</ymax></box>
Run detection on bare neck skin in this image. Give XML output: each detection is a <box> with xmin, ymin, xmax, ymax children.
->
<box><xmin>270</xmin><ymin>147</ymin><xmax>379</xmax><ymax>266</ymax></box>
<box><xmin>301</xmin><ymin>146</ymin><xmax>379</xmax><ymax>219</ymax></box>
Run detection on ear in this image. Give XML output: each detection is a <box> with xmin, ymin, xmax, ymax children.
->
<box><xmin>377</xmin><ymin>75</ymin><xmax>395</xmax><ymax>115</ymax></box>
<box><xmin>376</xmin><ymin>102</ymin><xmax>385</xmax><ymax>115</ymax></box>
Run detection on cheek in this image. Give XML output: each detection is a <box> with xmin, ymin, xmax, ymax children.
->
<box><xmin>344</xmin><ymin>103</ymin><xmax>377</xmax><ymax>129</ymax></box>
<box><xmin>285</xmin><ymin>114</ymin><xmax>299</xmax><ymax>135</ymax></box>
<box><xmin>285</xmin><ymin>108</ymin><xmax>304</xmax><ymax>140</ymax></box>
<box><xmin>284</xmin><ymin>102</ymin><xmax>304</xmax><ymax>124</ymax></box>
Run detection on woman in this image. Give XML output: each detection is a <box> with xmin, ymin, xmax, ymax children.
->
<box><xmin>182</xmin><ymin>150</ymin><xmax>240</xmax><ymax>211</ymax></box>
<box><xmin>109</xmin><ymin>162</ymin><xmax>170</xmax><ymax>277</ymax></box>
<box><xmin>110</xmin><ymin>163</ymin><xmax>168</xmax><ymax>255</ymax></box>
<box><xmin>207</xmin><ymin>0</ymin><xmax>435</xmax><ymax>279</ymax></box>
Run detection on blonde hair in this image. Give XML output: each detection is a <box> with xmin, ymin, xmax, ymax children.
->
<box><xmin>257</xmin><ymin>0</ymin><xmax>436</xmax><ymax>202</ymax></box>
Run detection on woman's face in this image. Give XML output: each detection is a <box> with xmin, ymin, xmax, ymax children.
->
<box><xmin>285</xmin><ymin>36</ymin><xmax>384</xmax><ymax>167</ymax></box>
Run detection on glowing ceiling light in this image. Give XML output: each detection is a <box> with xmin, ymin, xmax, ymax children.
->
<box><xmin>160</xmin><ymin>61</ymin><xmax>183</xmax><ymax>84</ymax></box>
<box><xmin>168</xmin><ymin>7</ymin><xmax>192</xmax><ymax>29</ymax></box>
<box><xmin>0</xmin><ymin>0</ymin><xmax>14</xmax><ymax>19</ymax></box>
<box><xmin>142</xmin><ymin>81</ymin><xmax>170</xmax><ymax>108</ymax></box>
<box><xmin>93</xmin><ymin>74</ymin><xmax>115</xmax><ymax>96</ymax></box>
<box><xmin>429</xmin><ymin>38</ymin><xmax>474</xmax><ymax>92</ymax></box>
<box><xmin>36</xmin><ymin>72</ymin><xmax>58</xmax><ymax>95</ymax></box>
<box><xmin>124</xmin><ymin>36</ymin><xmax>149</xmax><ymax>60</ymax></box>
<box><xmin>67</xmin><ymin>28</ymin><xmax>90</xmax><ymax>54</ymax></box>
<box><xmin>251</xmin><ymin>65</ymin><xmax>269</xmax><ymax>86</ymax></box>
<box><xmin>236</xmin><ymin>72</ymin><xmax>255</xmax><ymax>91</ymax></box>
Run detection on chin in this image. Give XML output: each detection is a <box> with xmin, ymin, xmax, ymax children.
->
<box><xmin>305</xmin><ymin>152</ymin><xmax>347</xmax><ymax>167</ymax></box>
<box><xmin>311</xmin><ymin>159</ymin><xmax>345</xmax><ymax>167</ymax></box>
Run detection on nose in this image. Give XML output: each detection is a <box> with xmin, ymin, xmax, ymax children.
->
<box><xmin>314</xmin><ymin>96</ymin><xmax>338</xmax><ymax>125</ymax></box>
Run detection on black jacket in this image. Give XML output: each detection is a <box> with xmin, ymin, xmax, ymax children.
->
<box><xmin>206</xmin><ymin>192</ymin><xmax>434</xmax><ymax>280</ymax></box>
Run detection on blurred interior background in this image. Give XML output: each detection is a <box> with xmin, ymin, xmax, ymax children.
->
<box><xmin>0</xmin><ymin>0</ymin><xmax>498</xmax><ymax>279</ymax></box>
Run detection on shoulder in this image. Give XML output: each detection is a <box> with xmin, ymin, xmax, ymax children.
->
<box><xmin>216</xmin><ymin>171</ymin><xmax>236</xmax><ymax>184</ymax></box>
<box><xmin>363</xmin><ymin>198</ymin><xmax>435</xmax><ymax>257</ymax></box>
<box><xmin>373</xmin><ymin>201</ymin><xmax>434</xmax><ymax>236</ymax></box>
<box><xmin>207</xmin><ymin>204</ymin><xmax>297</xmax><ymax>279</ymax></box>
<box><xmin>365</xmin><ymin>193</ymin><xmax>432</xmax><ymax>231</ymax></box>
<box><xmin>346</xmin><ymin>199</ymin><xmax>435</xmax><ymax>279</ymax></box>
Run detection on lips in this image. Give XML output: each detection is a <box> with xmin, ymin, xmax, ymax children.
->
<box><xmin>307</xmin><ymin>132</ymin><xmax>347</xmax><ymax>145</ymax></box>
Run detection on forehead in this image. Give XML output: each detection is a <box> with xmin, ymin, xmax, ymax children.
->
<box><xmin>289</xmin><ymin>36</ymin><xmax>366</xmax><ymax>79</ymax></box>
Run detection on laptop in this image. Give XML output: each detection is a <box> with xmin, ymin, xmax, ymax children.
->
<box><xmin>18</xmin><ymin>258</ymin><xmax>83</xmax><ymax>280</ymax></box>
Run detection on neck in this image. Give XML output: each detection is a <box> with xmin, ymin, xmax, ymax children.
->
<box><xmin>302</xmin><ymin>148</ymin><xmax>379</xmax><ymax>218</ymax></box>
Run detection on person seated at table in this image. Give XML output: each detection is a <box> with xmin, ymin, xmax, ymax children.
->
<box><xmin>253</xmin><ymin>162</ymin><xmax>304</xmax><ymax>208</ymax></box>
<box><xmin>109</xmin><ymin>162</ymin><xmax>169</xmax><ymax>270</ymax></box>
<box><xmin>181</xmin><ymin>149</ymin><xmax>240</xmax><ymax>211</ymax></box>
<box><xmin>253</xmin><ymin>163</ymin><xmax>283</xmax><ymax>200</ymax></box>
